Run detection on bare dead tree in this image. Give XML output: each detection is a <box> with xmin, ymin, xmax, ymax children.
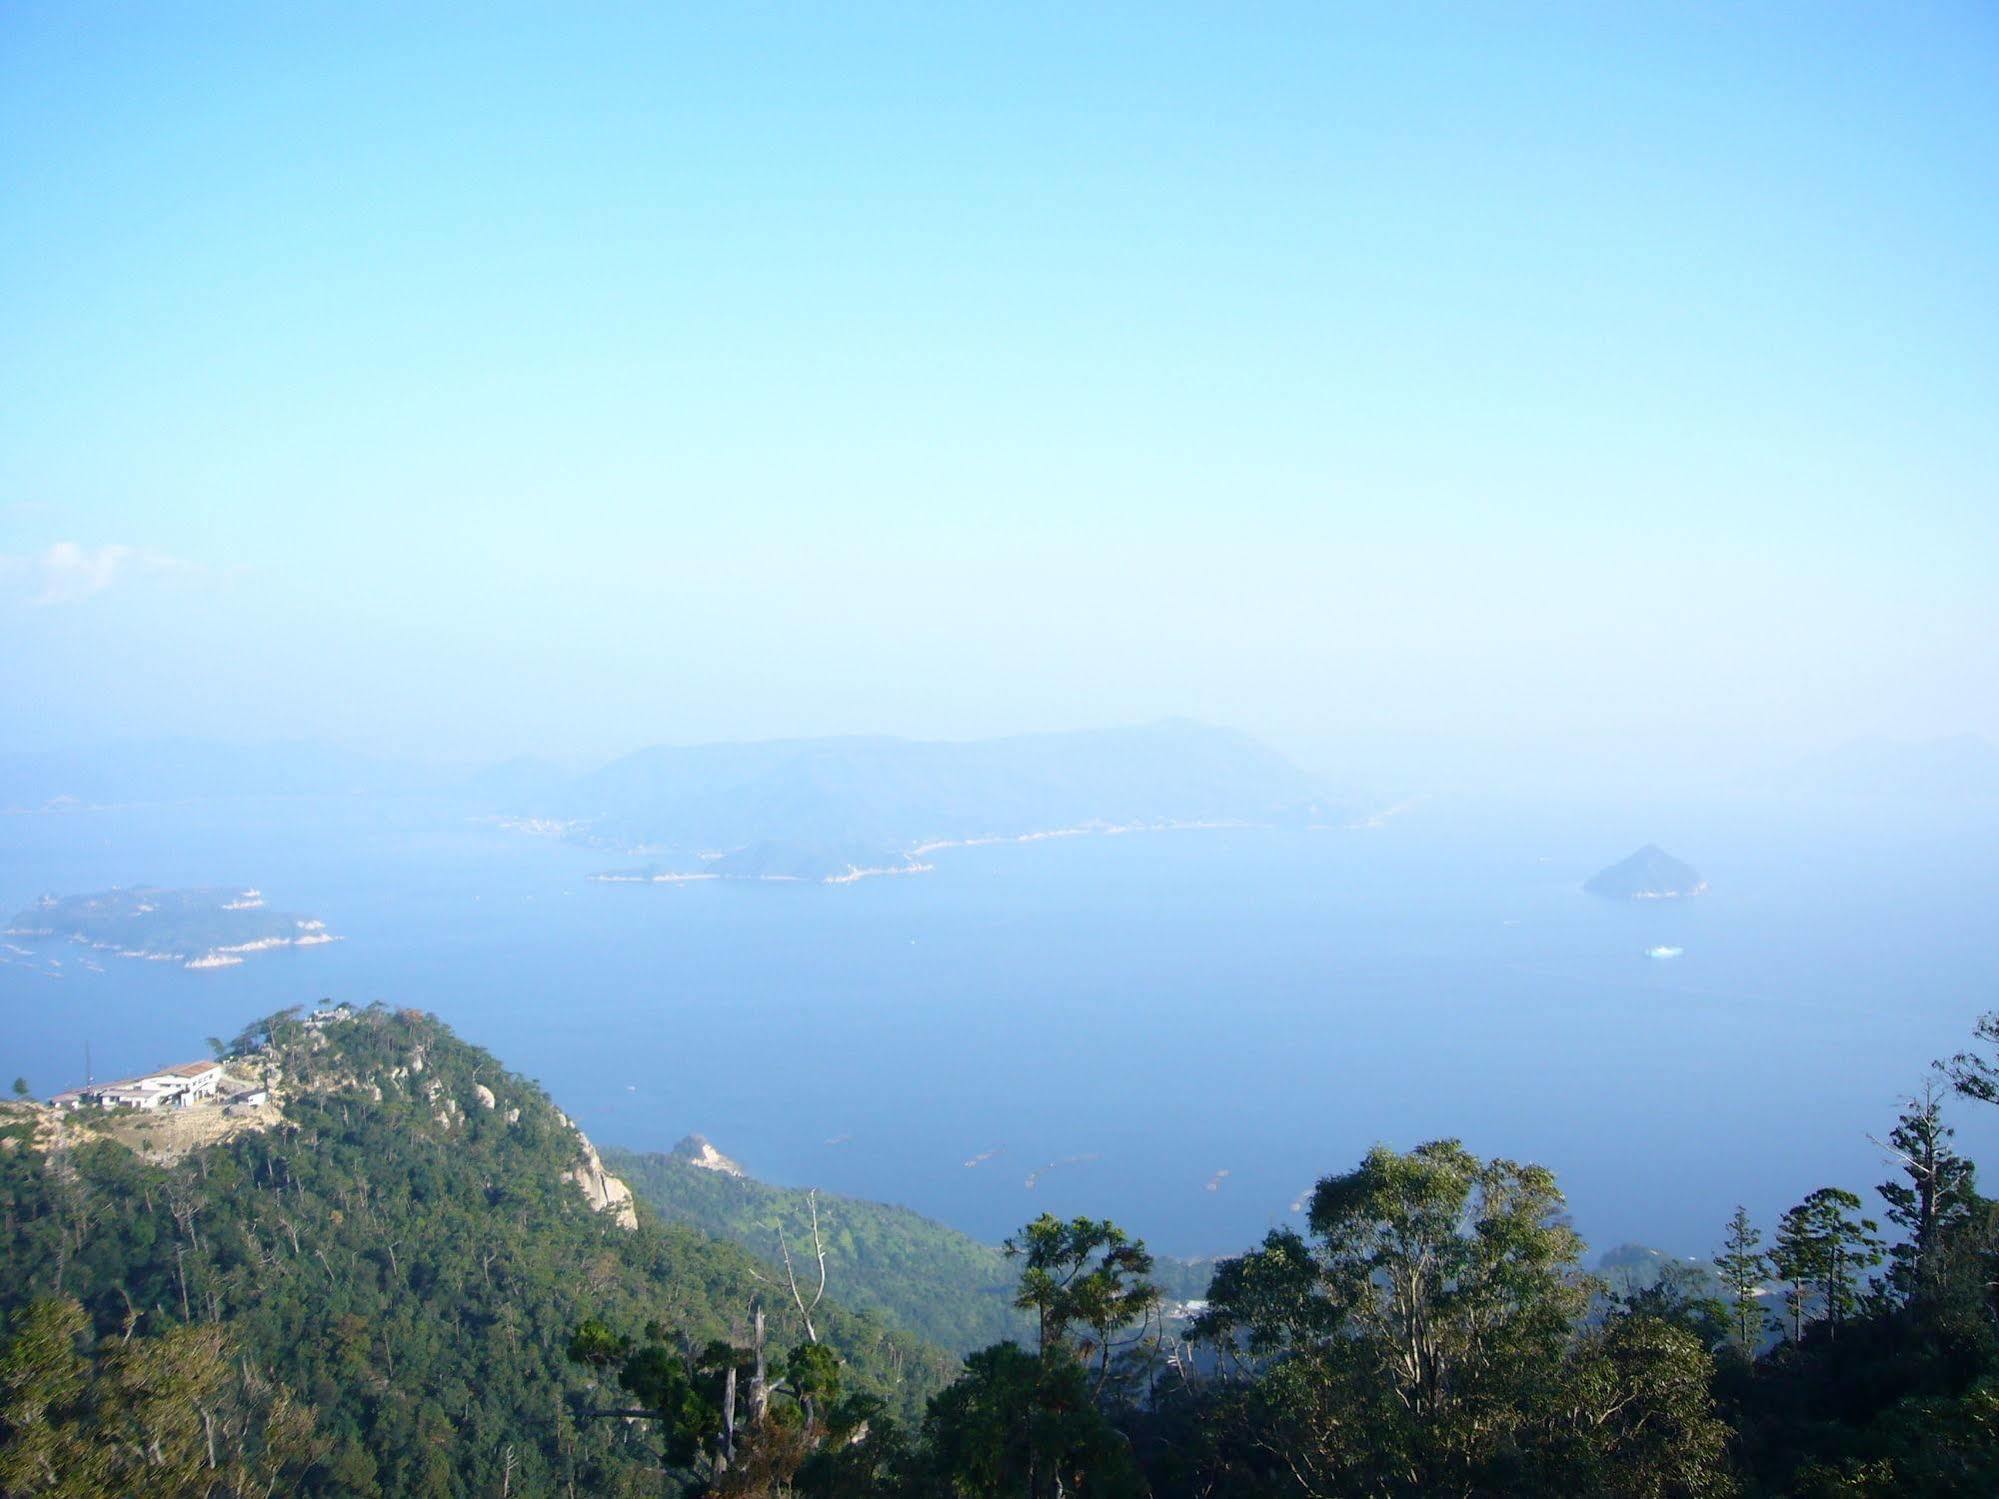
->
<box><xmin>174</xmin><ymin>1242</ymin><xmax>193</xmax><ymax>1320</ymax></box>
<box><xmin>116</xmin><ymin>1285</ymin><xmax>143</xmax><ymax>1343</ymax></box>
<box><xmin>721</xmin><ymin>1363</ymin><xmax>738</xmax><ymax>1470</ymax></box>
<box><xmin>774</xmin><ymin>1189</ymin><xmax>830</xmax><ymax>1344</ymax></box>
<box><xmin>749</xmin><ymin>1304</ymin><xmax>770</xmax><ymax>1425</ymax></box>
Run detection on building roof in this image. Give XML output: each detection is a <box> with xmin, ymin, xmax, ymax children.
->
<box><xmin>154</xmin><ymin>1060</ymin><xmax>223</xmax><ymax>1079</ymax></box>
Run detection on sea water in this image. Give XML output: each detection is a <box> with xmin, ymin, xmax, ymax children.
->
<box><xmin>3</xmin><ymin>792</ymin><xmax>1994</xmax><ymax>1260</ymax></box>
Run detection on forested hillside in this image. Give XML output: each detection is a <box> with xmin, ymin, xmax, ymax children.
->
<box><xmin>8</xmin><ymin>1005</ymin><xmax>1999</xmax><ymax>1495</ymax></box>
<box><xmin>607</xmin><ymin>1143</ymin><xmax>1222</xmax><ymax>1356</ymax></box>
<box><xmin>569</xmin><ymin>1016</ymin><xmax>1999</xmax><ymax>1496</ymax></box>
<box><xmin>0</xmin><ymin>1006</ymin><xmax>953</xmax><ymax>1496</ymax></box>
<box><xmin>606</xmin><ymin>1141</ymin><xmax>1027</xmax><ymax>1354</ymax></box>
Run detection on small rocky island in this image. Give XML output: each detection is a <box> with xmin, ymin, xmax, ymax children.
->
<box><xmin>5</xmin><ymin>887</ymin><xmax>338</xmax><ymax>970</ymax></box>
<box><xmin>1583</xmin><ymin>845</ymin><xmax>1708</xmax><ymax>900</ymax></box>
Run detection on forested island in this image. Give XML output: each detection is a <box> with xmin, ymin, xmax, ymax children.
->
<box><xmin>1584</xmin><ymin>845</ymin><xmax>1709</xmax><ymax>900</ymax></box>
<box><xmin>502</xmin><ymin>722</ymin><xmax>1347</xmax><ymax>883</ymax></box>
<box><xmin>4</xmin><ymin>887</ymin><xmax>337</xmax><ymax>970</ymax></box>
<box><xmin>4</xmin><ymin>1002</ymin><xmax>1996</xmax><ymax>1495</ymax></box>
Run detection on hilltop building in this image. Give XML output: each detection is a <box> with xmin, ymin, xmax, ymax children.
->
<box><xmin>50</xmin><ymin>1059</ymin><xmax>226</xmax><ymax>1111</ymax></box>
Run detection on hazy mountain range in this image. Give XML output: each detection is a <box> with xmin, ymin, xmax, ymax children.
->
<box><xmin>541</xmin><ymin>721</ymin><xmax>1343</xmax><ymax>878</ymax></box>
<box><xmin>0</xmin><ymin>721</ymin><xmax>1346</xmax><ymax>882</ymax></box>
<box><xmin>6</xmin><ymin>727</ymin><xmax>1994</xmax><ymax>880</ymax></box>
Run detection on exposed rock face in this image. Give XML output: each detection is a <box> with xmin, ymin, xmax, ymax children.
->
<box><xmin>569</xmin><ymin>1128</ymin><xmax>639</xmax><ymax>1229</ymax></box>
<box><xmin>673</xmin><ymin>1133</ymin><xmax>747</xmax><ymax>1178</ymax></box>
<box><xmin>473</xmin><ymin>1083</ymin><xmax>496</xmax><ymax>1110</ymax></box>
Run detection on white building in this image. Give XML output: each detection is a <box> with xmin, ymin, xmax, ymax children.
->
<box><xmin>61</xmin><ymin>1059</ymin><xmax>228</xmax><ymax>1111</ymax></box>
<box><xmin>96</xmin><ymin>1084</ymin><xmax>174</xmax><ymax>1110</ymax></box>
<box><xmin>141</xmin><ymin>1060</ymin><xmax>225</xmax><ymax>1100</ymax></box>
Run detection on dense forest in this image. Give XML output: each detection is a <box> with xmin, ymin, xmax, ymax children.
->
<box><xmin>0</xmin><ymin>1007</ymin><xmax>951</xmax><ymax>1495</ymax></box>
<box><xmin>605</xmin><ymin>1143</ymin><xmax>1214</xmax><ymax>1356</ymax></box>
<box><xmin>5</xmin><ymin>1004</ymin><xmax>1998</xmax><ymax>1495</ymax></box>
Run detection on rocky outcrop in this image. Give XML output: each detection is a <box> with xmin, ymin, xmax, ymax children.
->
<box><xmin>472</xmin><ymin>1083</ymin><xmax>496</xmax><ymax>1110</ymax></box>
<box><xmin>569</xmin><ymin>1128</ymin><xmax>638</xmax><ymax>1229</ymax></box>
<box><xmin>673</xmin><ymin>1133</ymin><xmax>747</xmax><ymax>1177</ymax></box>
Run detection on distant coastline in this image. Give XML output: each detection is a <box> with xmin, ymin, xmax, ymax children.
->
<box><xmin>578</xmin><ymin>807</ymin><xmax>1412</xmax><ymax>888</ymax></box>
<box><xmin>4</xmin><ymin>889</ymin><xmax>341</xmax><ymax>973</ymax></box>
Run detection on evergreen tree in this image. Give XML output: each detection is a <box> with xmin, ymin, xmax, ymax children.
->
<box><xmin>1613</xmin><ymin>1260</ymin><xmax>1732</xmax><ymax>1350</ymax></box>
<box><xmin>1003</xmin><ymin>1213</ymin><xmax>1161</xmax><ymax>1395</ymax></box>
<box><xmin>1941</xmin><ymin>1010</ymin><xmax>1999</xmax><ymax>1107</ymax></box>
<box><xmin>1877</xmin><ymin>1083</ymin><xmax>1978</xmax><ymax>1304</ymax></box>
<box><xmin>908</xmin><ymin>1342</ymin><xmax>1145</xmax><ymax>1499</ymax></box>
<box><xmin>1772</xmin><ymin>1188</ymin><xmax>1882</xmax><ymax>1341</ymax></box>
<box><xmin>0</xmin><ymin>1295</ymin><xmax>324</xmax><ymax>1495</ymax></box>
<box><xmin>1714</xmin><ymin>1206</ymin><xmax>1771</xmax><ymax>1353</ymax></box>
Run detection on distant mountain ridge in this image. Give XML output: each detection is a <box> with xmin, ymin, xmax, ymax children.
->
<box><xmin>0</xmin><ymin>723</ymin><xmax>1341</xmax><ymax>881</ymax></box>
<box><xmin>541</xmin><ymin>721</ymin><xmax>1343</xmax><ymax>880</ymax></box>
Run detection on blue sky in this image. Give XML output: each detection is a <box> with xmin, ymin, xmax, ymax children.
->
<box><xmin>3</xmin><ymin>4</ymin><xmax>1995</xmax><ymax>778</ymax></box>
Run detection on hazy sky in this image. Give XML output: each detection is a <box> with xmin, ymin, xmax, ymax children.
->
<box><xmin>4</xmin><ymin>4</ymin><xmax>1995</xmax><ymax>778</ymax></box>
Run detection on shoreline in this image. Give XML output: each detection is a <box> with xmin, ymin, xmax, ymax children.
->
<box><xmin>585</xmin><ymin>811</ymin><xmax>1398</xmax><ymax>889</ymax></box>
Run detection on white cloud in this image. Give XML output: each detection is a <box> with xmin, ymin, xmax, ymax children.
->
<box><xmin>0</xmin><ymin>541</ymin><xmax>198</xmax><ymax>605</ymax></box>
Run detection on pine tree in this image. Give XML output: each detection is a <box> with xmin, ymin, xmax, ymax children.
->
<box><xmin>1714</xmin><ymin>1206</ymin><xmax>1770</xmax><ymax>1352</ymax></box>
<box><xmin>1772</xmin><ymin>1188</ymin><xmax>1883</xmax><ymax>1341</ymax></box>
<box><xmin>1876</xmin><ymin>1083</ymin><xmax>1978</xmax><ymax>1304</ymax></box>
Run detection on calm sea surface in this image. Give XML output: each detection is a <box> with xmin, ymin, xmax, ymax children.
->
<box><xmin>4</xmin><ymin>793</ymin><xmax>1995</xmax><ymax>1259</ymax></box>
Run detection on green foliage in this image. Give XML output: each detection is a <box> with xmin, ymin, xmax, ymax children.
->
<box><xmin>0</xmin><ymin>1005</ymin><xmax>953</xmax><ymax>1496</ymax></box>
<box><xmin>1940</xmin><ymin>1009</ymin><xmax>1999</xmax><ymax>1108</ymax></box>
<box><xmin>0</xmin><ymin>1294</ymin><xmax>324</xmax><ymax>1496</ymax></box>
<box><xmin>787</xmin><ymin>1340</ymin><xmax>842</xmax><ymax>1406</ymax></box>
<box><xmin>1720</xmin><ymin>1025</ymin><xmax>1999</xmax><ymax>1492</ymax></box>
<box><xmin>907</xmin><ymin>1342</ymin><xmax>1145</xmax><ymax>1499</ymax></box>
<box><xmin>791</xmin><ymin>1393</ymin><xmax>905</xmax><ymax>1497</ymax></box>
<box><xmin>1877</xmin><ymin>1085</ymin><xmax>1978</xmax><ymax>1304</ymax></box>
<box><xmin>607</xmin><ymin>1143</ymin><xmax>1030</xmax><ymax>1354</ymax></box>
<box><xmin>1614</xmin><ymin>1259</ymin><xmax>1733</xmax><ymax>1350</ymax></box>
<box><xmin>562</xmin><ymin>1311</ymin><xmax>864</xmax><ymax>1490</ymax></box>
<box><xmin>1004</xmin><ymin>1212</ymin><xmax>1161</xmax><ymax>1390</ymax></box>
<box><xmin>16</xmin><ymin>1003</ymin><xmax>1999</xmax><ymax>1496</ymax></box>
<box><xmin>1179</xmin><ymin>1139</ymin><xmax>1732</xmax><ymax>1496</ymax></box>
<box><xmin>1773</xmin><ymin>1188</ymin><xmax>1884</xmax><ymax>1341</ymax></box>
<box><xmin>1539</xmin><ymin>1314</ymin><xmax>1735</xmax><ymax>1497</ymax></box>
<box><xmin>1715</xmin><ymin>1206</ymin><xmax>1774</xmax><ymax>1352</ymax></box>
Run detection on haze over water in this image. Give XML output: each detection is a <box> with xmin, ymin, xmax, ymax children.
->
<box><xmin>4</xmin><ymin>0</ymin><xmax>1997</xmax><ymax>1272</ymax></box>
<box><xmin>6</xmin><ymin>790</ymin><xmax>1991</xmax><ymax>1260</ymax></box>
